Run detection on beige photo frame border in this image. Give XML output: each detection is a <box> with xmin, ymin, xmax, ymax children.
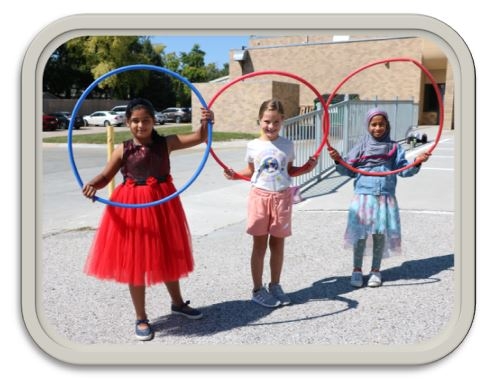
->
<box><xmin>21</xmin><ymin>13</ymin><xmax>475</xmax><ymax>365</ymax></box>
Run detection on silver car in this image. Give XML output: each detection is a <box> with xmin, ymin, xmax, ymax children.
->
<box><xmin>161</xmin><ymin>107</ymin><xmax>192</xmax><ymax>123</ymax></box>
<box><xmin>154</xmin><ymin>111</ymin><xmax>166</xmax><ymax>125</ymax></box>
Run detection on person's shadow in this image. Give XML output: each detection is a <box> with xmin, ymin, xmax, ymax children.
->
<box><xmin>151</xmin><ymin>253</ymin><xmax>453</xmax><ymax>338</ymax></box>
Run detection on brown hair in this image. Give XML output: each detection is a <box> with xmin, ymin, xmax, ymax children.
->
<box><xmin>258</xmin><ymin>99</ymin><xmax>285</xmax><ymax>120</ymax></box>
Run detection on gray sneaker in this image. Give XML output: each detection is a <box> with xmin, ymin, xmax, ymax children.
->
<box><xmin>252</xmin><ymin>286</ymin><xmax>281</xmax><ymax>308</ymax></box>
<box><xmin>269</xmin><ymin>283</ymin><xmax>292</xmax><ymax>306</ymax></box>
<box><xmin>350</xmin><ymin>271</ymin><xmax>364</xmax><ymax>287</ymax></box>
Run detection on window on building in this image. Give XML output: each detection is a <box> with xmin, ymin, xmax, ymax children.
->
<box><xmin>423</xmin><ymin>83</ymin><xmax>445</xmax><ymax>112</ymax></box>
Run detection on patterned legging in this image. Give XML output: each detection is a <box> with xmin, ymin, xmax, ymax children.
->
<box><xmin>353</xmin><ymin>234</ymin><xmax>385</xmax><ymax>270</ymax></box>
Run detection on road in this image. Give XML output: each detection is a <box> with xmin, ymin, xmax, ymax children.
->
<box><xmin>42</xmin><ymin>126</ymin><xmax>454</xmax><ymax>235</ymax></box>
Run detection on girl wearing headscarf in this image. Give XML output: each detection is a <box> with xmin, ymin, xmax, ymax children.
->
<box><xmin>328</xmin><ymin>108</ymin><xmax>430</xmax><ymax>288</ymax></box>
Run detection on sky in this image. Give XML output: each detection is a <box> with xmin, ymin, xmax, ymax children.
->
<box><xmin>149</xmin><ymin>35</ymin><xmax>249</xmax><ymax>67</ymax></box>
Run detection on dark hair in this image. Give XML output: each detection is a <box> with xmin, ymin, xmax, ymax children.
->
<box><xmin>125</xmin><ymin>98</ymin><xmax>159</xmax><ymax>140</ymax></box>
<box><xmin>125</xmin><ymin>98</ymin><xmax>156</xmax><ymax>121</ymax></box>
<box><xmin>258</xmin><ymin>99</ymin><xmax>285</xmax><ymax>120</ymax></box>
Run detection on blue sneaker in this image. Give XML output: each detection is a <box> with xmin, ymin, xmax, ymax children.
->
<box><xmin>252</xmin><ymin>286</ymin><xmax>281</xmax><ymax>308</ymax></box>
<box><xmin>269</xmin><ymin>283</ymin><xmax>292</xmax><ymax>306</ymax></box>
<box><xmin>350</xmin><ymin>271</ymin><xmax>364</xmax><ymax>288</ymax></box>
<box><xmin>135</xmin><ymin>319</ymin><xmax>154</xmax><ymax>341</ymax></box>
<box><xmin>171</xmin><ymin>300</ymin><xmax>203</xmax><ymax>320</ymax></box>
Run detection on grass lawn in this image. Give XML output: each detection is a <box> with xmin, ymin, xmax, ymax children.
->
<box><xmin>43</xmin><ymin>125</ymin><xmax>258</xmax><ymax>144</ymax></box>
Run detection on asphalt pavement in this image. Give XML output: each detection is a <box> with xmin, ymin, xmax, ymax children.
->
<box><xmin>38</xmin><ymin>126</ymin><xmax>457</xmax><ymax>364</ymax></box>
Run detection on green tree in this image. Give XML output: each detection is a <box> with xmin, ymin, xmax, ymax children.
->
<box><xmin>162</xmin><ymin>43</ymin><xmax>228</xmax><ymax>107</ymax></box>
<box><xmin>43</xmin><ymin>39</ymin><xmax>94</xmax><ymax>98</ymax></box>
<box><xmin>44</xmin><ymin>36</ymin><xmax>230</xmax><ymax>111</ymax></box>
<box><xmin>80</xmin><ymin>36</ymin><xmax>154</xmax><ymax>99</ymax></box>
<box><xmin>130</xmin><ymin>38</ymin><xmax>176</xmax><ymax>110</ymax></box>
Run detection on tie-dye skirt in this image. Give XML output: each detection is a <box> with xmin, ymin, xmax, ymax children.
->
<box><xmin>344</xmin><ymin>194</ymin><xmax>402</xmax><ymax>256</ymax></box>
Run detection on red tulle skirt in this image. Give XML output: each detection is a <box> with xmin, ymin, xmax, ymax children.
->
<box><xmin>84</xmin><ymin>176</ymin><xmax>194</xmax><ymax>286</ymax></box>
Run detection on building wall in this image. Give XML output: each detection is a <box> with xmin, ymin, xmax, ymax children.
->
<box><xmin>43</xmin><ymin>99</ymin><xmax>129</xmax><ymax>116</ymax></box>
<box><xmin>194</xmin><ymin>80</ymin><xmax>299</xmax><ymax>133</ymax></box>
<box><xmin>195</xmin><ymin>35</ymin><xmax>453</xmax><ymax>133</ymax></box>
<box><xmin>443</xmin><ymin>63</ymin><xmax>455</xmax><ymax>129</ymax></box>
<box><xmin>230</xmin><ymin>37</ymin><xmax>424</xmax><ymax>106</ymax></box>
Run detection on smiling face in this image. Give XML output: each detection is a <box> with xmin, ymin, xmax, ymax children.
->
<box><xmin>368</xmin><ymin>114</ymin><xmax>389</xmax><ymax>140</ymax></box>
<box><xmin>259</xmin><ymin>109</ymin><xmax>284</xmax><ymax>141</ymax></box>
<box><xmin>127</xmin><ymin>107</ymin><xmax>155</xmax><ymax>144</ymax></box>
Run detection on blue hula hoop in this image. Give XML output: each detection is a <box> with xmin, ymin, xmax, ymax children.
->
<box><xmin>68</xmin><ymin>64</ymin><xmax>212</xmax><ymax>208</ymax></box>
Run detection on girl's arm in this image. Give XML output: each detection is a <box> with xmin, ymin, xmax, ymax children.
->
<box><xmin>82</xmin><ymin>144</ymin><xmax>123</xmax><ymax>199</ymax></box>
<box><xmin>167</xmin><ymin>108</ymin><xmax>213</xmax><ymax>152</ymax></box>
<box><xmin>327</xmin><ymin>147</ymin><xmax>357</xmax><ymax>177</ymax></box>
<box><xmin>224</xmin><ymin>163</ymin><xmax>255</xmax><ymax>180</ymax></box>
<box><xmin>397</xmin><ymin>145</ymin><xmax>431</xmax><ymax>177</ymax></box>
<box><xmin>415</xmin><ymin>151</ymin><xmax>431</xmax><ymax>164</ymax></box>
<box><xmin>288</xmin><ymin>157</ymin><xmax>318</xmax><ymax>177</ymax></box>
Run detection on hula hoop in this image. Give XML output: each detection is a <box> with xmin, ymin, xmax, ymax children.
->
<box><xmin>207</xmin><ymin>70</ymin><xmax>330</xmax><ymax>180</ymax></box>
<box><xmin>68</xmin><ymin>64</ymin><xmax>213</xmax><ymax>208</ymax></box>
<box><xmin>325</xmin><ymin>57</ymin><xmax>444</xmax><ymax>177</ymax></box>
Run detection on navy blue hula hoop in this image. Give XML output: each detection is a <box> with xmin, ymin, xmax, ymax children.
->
<box><xmin>68</xmin><ymin>64</ymin><xmax>213</xmax><ymax>208</ymax></box>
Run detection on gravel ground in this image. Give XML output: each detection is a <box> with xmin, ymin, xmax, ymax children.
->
<box><xmin>41</xmin><ymin>211</ymin><xmax>454</xmax><ymax>349</ymax></box>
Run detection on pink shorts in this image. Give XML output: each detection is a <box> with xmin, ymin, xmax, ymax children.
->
<box><xmin>246</xmin><ymin>187</ymin><xmax>293</xmax><ymax>237</ymax></box>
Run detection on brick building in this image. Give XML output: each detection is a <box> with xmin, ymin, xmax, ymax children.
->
<box><xmin>193</xmin><ymin>34</ymin><xmax>452</xmax><ymax>133</ymax></box>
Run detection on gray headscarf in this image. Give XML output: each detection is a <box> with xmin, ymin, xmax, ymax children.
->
<box><xmin>344</xmin><ymin>108</ymin><xmax>397</xmax><ymax>168</ymax></box>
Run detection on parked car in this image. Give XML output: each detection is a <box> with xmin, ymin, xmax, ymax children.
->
<box><xmin>161</xmin><ymin>107</ymin><xmax>192</xmax><ymax>123</ymax></box>
<box><xmin>154</xmin><ymin>111</ymin><xmax>165</xmax><ymax>125</ymax></box>
<box><xmin>110</xmin><ymin>105</ymin><xmax>127</xmax><ymax>117</ymax></box>
<box><xmin>43</xmin><ymin>113</ymin><xmax>59</xmax><ymax>131</ymax></box>
<box><xmin>48</xmin><ymin>111</ymin><xmax>83</xmax><ymax>130</ymax></box>
<box><xmin>83</xmin><ymin>111</ymin><xmax>124</xmax><ymax>127</ymax></box>
<box><xmin>112</xmin><ymin>105</ymin><xmax>165</xmax><ymax>125</ymax></box>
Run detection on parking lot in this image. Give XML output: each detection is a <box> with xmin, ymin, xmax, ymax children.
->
<box><xmin>41</xmin><ymin>123</ymin><xmax>190</xmax><ymax>138</ymax></box>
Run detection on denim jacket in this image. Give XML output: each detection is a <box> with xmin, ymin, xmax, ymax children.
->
<box><xmin>335</xmin><ymin>144</ymin><xmax>420</xmax><ymax>196</ymax></box>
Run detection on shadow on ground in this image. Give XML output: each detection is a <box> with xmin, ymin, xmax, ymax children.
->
<box><xmin>152</xmin><ymin>253</ymin><xmax>453</xmax><ymax>337</ymax></box>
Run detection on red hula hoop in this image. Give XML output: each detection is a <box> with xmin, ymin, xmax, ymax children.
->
<box><xmin>207</xmin><ymin>70</ymin><xmax>330</xmax><ymax>181</ymax></box>
<box><xmin>325</xmin><ymin>57</ymin><xmax>444</xmax><ymax>177</ymax></box>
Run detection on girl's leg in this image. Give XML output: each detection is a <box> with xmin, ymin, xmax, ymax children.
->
<box><xmin>371</xmin><ymin>234</ymin><xmax>385</xmax><ymax>271</ymax></box>
<box><xmin>268</xmin><ymin>235</ymin><xmax>285</xmax><ymax>285</ymax></box>
<box><xmin>353</xmin><ymin>238</ymin><xmax>366</xmax><ymax>271</ymax></box>
<box><xmin>267</xmin><ymin>235</ymin><xmax>291</xmax><ymax>305</ymax></box>
<box><xmin>367</xmin><ymin>234</ymin><xmax>385</xmax><ymax>287</ymax></box>
<box><xmin>129</xmin><ymin>285</ymin><xmax>147</xmax><ymax>327</ymax></box>
<box><xmin>165</xmin><ymin>280</ymin><xmax>184</xmax><ymax>306</ymax></box>
<box><xmin>166</xmin><ymin>280</ymin><xmax>203</xmax><ymax>319</ymax></box>
<box><xmin>251</xmin><ymin>235</ymin><xmax>268</xmax><ymax>291</ymax></box>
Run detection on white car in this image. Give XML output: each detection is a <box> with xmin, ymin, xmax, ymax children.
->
<box><xmin>83</xmin><ymin>111</ymin><xmax>124</xmax><ymax>127</ymax></box>
<box><xmin>112</xmin><ymin>105</ymin><xmax>165</xmax><ymax>125</ymax></box>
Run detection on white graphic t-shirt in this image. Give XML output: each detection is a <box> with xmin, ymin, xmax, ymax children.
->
<box><xmin>245</xmin><ymin>136</ymin><xmax>295</xmax><ymax>192</ymax></box>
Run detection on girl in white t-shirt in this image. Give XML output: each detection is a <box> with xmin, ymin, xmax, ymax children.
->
<box><xmin>224</xmin><ymin>99</ymin><xmax>318</xmax><ymax>308</ymax></box>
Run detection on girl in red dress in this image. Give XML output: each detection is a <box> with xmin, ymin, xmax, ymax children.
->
<box><xmin>82</xmin><ymin>98</ymin><xmax>212</xmax><ymax>341</ymax></box>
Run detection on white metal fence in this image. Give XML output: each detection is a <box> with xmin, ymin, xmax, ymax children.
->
<box><xmin>282</xmin><ymin>99</ymin><xmax>419</xmax><ymax>189</ymax></box>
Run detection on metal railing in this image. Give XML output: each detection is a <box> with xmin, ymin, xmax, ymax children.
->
<box><xmin>282</xmin><ymin>99</ymin><xmax>418</xmax><ymax>190</ymax></box>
